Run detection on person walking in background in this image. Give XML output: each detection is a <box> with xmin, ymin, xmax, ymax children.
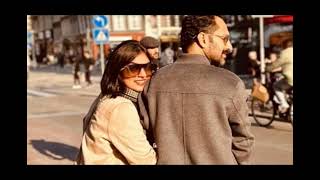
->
<box><xmin>75</xmin><ymin>40</ymin><xmax>157</xmax><ymax>165</ymax></box>
<box><xmin>138</xmin><ymin>15</ymin><xmax>254</xmax><ymax>165</ymax></box>
<box><xmin>27</xmin><ymin>49</ymin><xmax>31</xmax><ymax>80</ymax></box>
<box><xmin>57</xmin><ymin>49</ymin><xmax>65</xmax><ymax>70</ymax></box>
<box><xmin>53</xmin><ymin>47</ymin><xmax>64</xmax><ymax>72</ymax></box>
<box><xmin>72</xmin><ymin>48</ymin><xmax>82</xmax><ymax>89</ymax></box>
<box><xmin>140</xmin><ymin>36</ymin><xmax>160</xmax><ymax>69</ymax></box>
<box><xmin>83</xmin><ymin>50</ymin><xmax>94</xmax><ymax>87</ymax></box>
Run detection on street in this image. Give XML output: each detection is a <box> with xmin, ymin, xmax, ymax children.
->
<box><xmin>27</xmin><ymin>65</ymin><xmax>293</xmax><ymax>165</ymax></box>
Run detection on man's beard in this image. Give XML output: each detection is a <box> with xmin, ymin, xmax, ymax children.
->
<box><xmin>210</xmin><ymin>60</ymin><xmax>221</xmax><ymax>67</ymax></box>
<box><xmin>152</xmin><ymin>54</ymin><xmax>159</xmax><ymax>60</ymax></box>
<box><xmin>210</xmin><ymin>55</ymin><xmax>226</xmax><ymax>67</ymax></box>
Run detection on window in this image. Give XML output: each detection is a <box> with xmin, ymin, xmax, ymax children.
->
<box><xmin>160</xmin><ymin>15</ymin><xmax>170</xmax><ymax>27</ymax></box>
<box><xmin>78</xmin><ymin>16</ymin><xmax>86</xmax><ymax>34</ymax></box>
<box><xmin>170</xmin><ymin>15</ymin><xmax>175</xmax><ymax>26</ymax></box>
<box><xmin>128</xmin><ymin>15</ymin><xmax>143</xmax><ymax>30</ymax></box>
<box><xmin>112</xmin><ymin>15</ymin><xmax>126</xmax><ymax>31</ymax></box>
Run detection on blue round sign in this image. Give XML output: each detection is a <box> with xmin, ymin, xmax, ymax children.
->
<box><xmin>92</xmin><ymin>15</ymin><xmax>108</xmax><ymax>28</ymax></box>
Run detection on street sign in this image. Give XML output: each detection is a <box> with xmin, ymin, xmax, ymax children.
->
<box><xmin>92</xmin><ymin>15</ymin><xmax>109</xmax><ymax>28</ymax></box>
<box><xmin>92</xmin><ymin>28</ymin><xmax>109</xmax><ymax>44</ymax></box>
<box><xmin>91</xmin><ymin>15</ymin><xmax>110</xmax><ymax>75</ymax></box>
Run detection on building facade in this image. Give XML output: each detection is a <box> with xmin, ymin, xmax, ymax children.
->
<box><xmin>30</xmin><ymin>15</ymin><xmax>290</xmax><ymax>72</ymax></box>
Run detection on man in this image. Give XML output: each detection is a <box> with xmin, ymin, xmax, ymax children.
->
<box><xmin>248</xmin><ymin>50</ymin><xmax>261</xmax><ymax>86</ymax></box>
<box><xmin>83</xmin><ymin>50</ymin><xmax>94</xmax><ymax>86</ymax></box>
<box><xmin>138</xmin><ymin>15</ymin><xmax>254</xmax><ymax>165</ymax></box>
<box><xmin>266</xmin><ymin>39</ymin><xmax>293</xmax><ymax>113</ymax></box>
<box><xmin>72</xmin><ymin>48</ymin><xmax>82</xmax><ymax>89</ymax></box>
<box><xmin>140</xmin><ymin>36</ymin><xmax>160</xmax><ymax>69</ymax></box>
<box><xmin>160</xmin><ymin>43</ymin><xmax>175</xmax><ymax>68</ymax></box>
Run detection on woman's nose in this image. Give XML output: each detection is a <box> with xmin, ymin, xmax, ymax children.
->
<box><xmin>138</xmin><ymin>68</ymin><xmax>147</xmax><ymax>77</ymax></box>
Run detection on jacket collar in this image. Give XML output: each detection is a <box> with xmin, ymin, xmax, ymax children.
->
<box><xmin>175</xmin><ymin>53</ymin><xmax>211</xmax><ymax>65</ymax></box>
<box><xmin>119</xmin><ymin>87</ymin><xmax>139</xmax><ymax>103</ymax></box>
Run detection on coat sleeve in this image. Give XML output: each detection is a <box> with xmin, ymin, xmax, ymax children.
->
<box><xmin>137</xmin><ymin>80</ymin><xmax>155</xmax><ymax>144</ymax></box>
<box><xmin>229</xmin><ymin>81</ymin><xmax>255</xmax><ymax>165</ymax></box>
<box><xmin>108</xmin><ymin>102</ymin><xmax>157</xmax><ymax>165</ymax></box>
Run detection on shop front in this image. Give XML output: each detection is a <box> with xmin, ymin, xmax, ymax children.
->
<box><xmin>90</xmin><ymin>32</ymin><xmax>145</xmax><ymax>61</ymax></box>
<box><xmin>265</xmin><ymin>16</ymin><xmax>293</xmax><ymax>52</ymax></box>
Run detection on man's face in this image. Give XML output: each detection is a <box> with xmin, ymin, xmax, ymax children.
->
<box><xmin>84</xmin><ymin>52</ymin><xmax>90</xmax><ymax>59</ymax></box>
<box><xmin>203</xmin><ymin>16</ymin><xmax>233</xmax><ymax>66</ymax></box>
<box><xmin>248</xmin><ymin>51</ymin><xmax>257</xmax><ymax>60</ymax></box>
<box><xmin>146</xmin><ymin>47</ymin><xmax>159</xmax><ymax>60</ymax></box>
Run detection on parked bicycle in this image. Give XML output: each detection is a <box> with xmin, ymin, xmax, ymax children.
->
<box><xmin>251</xmin><ymin>72</ymin><xmax>293</xmax><ymax>127</ymax></box>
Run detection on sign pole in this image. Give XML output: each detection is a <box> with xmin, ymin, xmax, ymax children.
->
<box><xmin>259</xmin><ymin>17</ymin><xmax>266</xmax><ymax>85</ymax></box>
<box><xmin>92</xmin><ymin>15</ymin><xmax>109</xmax><ymax>75</ymax></box>
<box><xmin>100</xmin><ymin>44</ymin><xmax>104</xmax><ymax>75</ymax></box>
<box><xmin>252</xmin><ymin>15</ymin><xmax>274</xmax><ymax>85</ymax></box>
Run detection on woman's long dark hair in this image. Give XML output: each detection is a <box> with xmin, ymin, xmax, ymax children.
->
<box><xmin>100</xmin><ymin>40</ymin><xmax>146</xmax><ymax>98</ymax></box>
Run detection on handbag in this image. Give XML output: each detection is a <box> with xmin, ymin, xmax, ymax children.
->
<box><xmin>251</xmin><ymin>83</ymin><xmax>269</xmax><ymax>103</ymax></box>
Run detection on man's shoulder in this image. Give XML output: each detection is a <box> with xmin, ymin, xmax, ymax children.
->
<box><xmin>212</xmin><ymin>66</ymin><xmax>243</xmax><ymax>84</ymax></box>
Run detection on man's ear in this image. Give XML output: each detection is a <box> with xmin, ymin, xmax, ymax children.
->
<box><xmin>197</xmin><ymin>32</ymin><xmax>208</xmax><ymax>49</ymax></box>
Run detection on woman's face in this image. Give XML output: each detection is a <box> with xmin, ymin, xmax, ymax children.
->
<box><xmin>121</xmin><ymin>52</ymin><xmax>151</xmax><ymax>92</ymax></box>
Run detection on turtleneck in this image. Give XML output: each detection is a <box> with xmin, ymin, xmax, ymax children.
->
<box><xmin>119</xmin><ymin>87</ymin><xmax>139</xmax><ymax>103</ymax></box>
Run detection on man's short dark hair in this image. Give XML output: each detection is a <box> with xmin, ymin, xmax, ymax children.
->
<box><xmin>180</xmin><ymin>15</ymin><xmax>218</xmax><ymax>53</ymax></box>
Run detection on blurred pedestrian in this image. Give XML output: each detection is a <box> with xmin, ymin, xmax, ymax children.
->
<box><xmin>266</xmin><ymin>39</ymin><xmax>293</xmax><ymax>113</ymax></box>
<box><xmin>27</xmin><ymin>49</ymin><xmax>31</xmax><ymax>80</ymax></box>
<box><xmin>175</xmin><ymin>47</ymin><xmax>183</xmax><ymax>60</ymax></box>
<box><xmin>140</xmin><ymin>36</ymin><xmax>160</xmax><ymax>69</ymax></box>
<box><xmin>75</xmin><ymin>40</ymin><xmax>157</xmax><ymax>165</ymax></box>
<box><xmin>53</xmin><ymin>47</ymin><xmax>64</xmax><ymax>72</ymax></box>
<box><xmin>248</xmin><ymin>50</ymin><xmax>260</xmax><ymax>85</ymax></box>
<box><xmin>138</xmin><ymin>15</ymin><xmax>254</xmax><ymax>164</ymax></box>
<box><xmin>265</xmin><ymin>51</ymin><xmax>279</xmax><ymax>65</ymax></box>
<box><xmin>72</xmin><ymin>48</ymin><xmax>82</xmax><ymax>89</ymax></box>
<box><xmin>57</xmin><ymin>50</ymin><xmax>65</xmax><ymax>69</ymax></box>
<box><xmin>159</xmin><ymin>43</ymin><xmax>174</xmax><ymax>68</ymax></box>
<box><xmin>83</xmin><ymin>50</ymin><xmax>94</xmax><ymax>86</ymax></box>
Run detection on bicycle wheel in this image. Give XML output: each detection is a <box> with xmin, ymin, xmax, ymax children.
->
<box><xmin>251</xmin><ymin>98</ymin><xmax>276</xmax><ymax>127</ymax></box>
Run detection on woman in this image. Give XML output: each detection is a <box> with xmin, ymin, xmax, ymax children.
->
<box><xmin>75</xmin><ymin>40</ymin><xmax>158</xmax><ymax>165</ymax></box>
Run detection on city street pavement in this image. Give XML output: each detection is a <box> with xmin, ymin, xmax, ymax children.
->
<box><xmin>27</xmin><ymin>65</ymin><xmax>293</xmax><ymax>165</ymax></box>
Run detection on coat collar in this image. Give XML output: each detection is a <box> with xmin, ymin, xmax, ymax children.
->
<box><xmin>119</xmin><ymin>87</ymin><xmax>139</xmax><ymax>103</ymax></box>
<box><xmin>175</xmin><ymin>53</ymin><xmax>211</xmax><ymax>65</ymax></box>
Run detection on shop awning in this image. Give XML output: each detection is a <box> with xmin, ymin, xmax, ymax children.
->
<box><xmin>160</xmin><ymin>35</ymin><xmax>179</xmax><ymax>42</ymax></box>
<box><xmin>265</xmin><ymin>15</ymin><xmax>293</xmax><ymax>24</ymax></box>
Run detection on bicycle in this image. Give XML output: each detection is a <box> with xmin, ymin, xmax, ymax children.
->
<box><xmin>250</xmin><ymin>72</ymin><xmax>293</xmax><ymax>127</ymax></box>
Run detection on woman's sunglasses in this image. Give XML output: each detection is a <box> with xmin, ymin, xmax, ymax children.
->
<box><xmin>120</xmin><ymin>62</ymin><xmax>157</xmax><ymax>78</ymax></box>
